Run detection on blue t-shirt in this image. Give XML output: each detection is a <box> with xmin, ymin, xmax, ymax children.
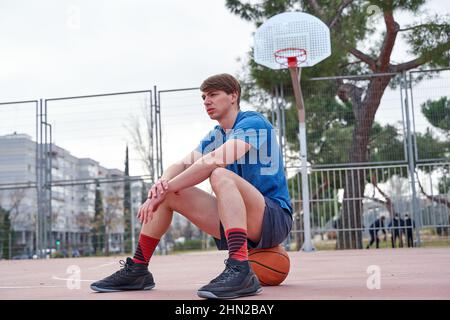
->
<box><xmin>196</xmin><ymin>111</ymin><xmax>292</xmax><ymax>214</ymax></box>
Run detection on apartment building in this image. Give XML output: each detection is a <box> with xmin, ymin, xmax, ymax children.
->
<box><xmin>0</xmin><ymin>133</ymin><xmax>144</xmax><ymax>257</ymax></box>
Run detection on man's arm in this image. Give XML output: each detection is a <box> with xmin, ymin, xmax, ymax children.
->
<box><xmin>167</xmin><ymin>139</ymin><xmax>251</xmax><ymax>194</ymax></box>
<box><xmin>138</xmin><ymin>139</ymin><xmax>250</xmax><ymax>224</ymax></box>
<box><xmin>147</xmin><ymin>149</ymin><xmax>202</xmax><ymax>200</ymax></box>
<box><xmin>160</xmin><ymin>149</ymin><xmax>203</xmax><ymax>180</ymax></box>
<box><xmin>138</xmin><ymin>149</ymin><xmax>204</xmax><ymax>224</ymax></box>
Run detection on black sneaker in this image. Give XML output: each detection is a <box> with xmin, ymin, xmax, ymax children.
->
<box><xmin>197</xmin><ymin>258</ymin><xmax>262</xmax><ymax>299</ymax></box>
<box><xmin>90</xmin><ymin>257</ymin><xmax>155</xmax><ymax>292</ymax></box>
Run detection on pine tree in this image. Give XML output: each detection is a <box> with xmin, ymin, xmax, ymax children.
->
<box><xmin>123</xmin><ymin>145</ymin><xmax>132</xmax><ymax>254</ymax></box>
<box><xmin>92</xmin><ymin>179</ymin><xmax>105</xmax><ymax>255</ymax></box>
<box><xmin>226</xmin><ymin>0</ymin><xmax>450</xmax><ymax>249</ymax></box>
<box><xmin>0</xmin><ymin>207</ymin><xmax>11</xmax><ymax>259</ymax></box>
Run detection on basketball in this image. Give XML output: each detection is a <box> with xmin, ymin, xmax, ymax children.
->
<box><xmin>248</xmin><ymin>245</ymin><xmax>290</xmax><ymax>286</ymax></box>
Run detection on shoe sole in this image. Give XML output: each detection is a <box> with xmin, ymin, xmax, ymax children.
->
<box><xmin>197</xmin><ymin>287</ymin><xmax>262</xmax><ymax>300</ymax></box>
<box><xmin>90</xmin><ymin>283</ymin><xmax>155</xmax><ymax>293</ymax></box>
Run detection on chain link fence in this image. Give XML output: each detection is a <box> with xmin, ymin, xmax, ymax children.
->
<box><xmin>0</xmin><ymin>69</ymin><xmax>449</xmax><ymax>259</ymax></box>
<box><xmin>0</xmin><ymin>92</ymin><xmax>160</xmax><ymax>259</ymax></box>
<box><xmin>282</xmin><ymin>69</ymin><xmax>449</xmax><ymax>250</ymax></box>
<box><xmin>410</xmin><ymin>69</ymin><xmax>450</xmax><ymax>162</ymax></box>
<box><xmin>0</xmin><ymin>100</ymin><xmax>39</xmax><ymax>259</ymax></box>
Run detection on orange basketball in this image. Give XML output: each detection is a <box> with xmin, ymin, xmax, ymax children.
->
<box><xmin>248</xmin><ymin>245</ymin><xmax>290</xmax><ymax>286</ymax></box>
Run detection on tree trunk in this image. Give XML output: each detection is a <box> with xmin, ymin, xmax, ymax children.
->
<box><xmin>337</xmin><ymin>77</ymin><xmax>392</xmax><ymax>249</ymax></box>
<box><xmin>105</xmin><ymin>231</ymin><xmax>110</xmax><ymax>256</ymax></box>
<box><xmin>336</xmin><ymin>169</ymin><xmax>365</xmax><ymax>249</ymax></box>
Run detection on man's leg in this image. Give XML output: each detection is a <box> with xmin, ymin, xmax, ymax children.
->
<box><xmin>375</xmin><ymin>234</ymin><xmax>380</xmax><ymax>248</ymax></box>
<box><xmin>367</xmin><ymin>231</ymin><xmax>374</xmax><ymax>249</ymax></box>
<box><xmin>209</xmin><ymin>167</ymin><xmax>265</xmax><ymax>244</ymax></box>
<box><xmin>91</xmin><ymin>187</ymin><xmax>222</xmax><ymax>293</ymax></box>
<box><xmin>134</xmin><ymin>165</ymin><xmax>266</xmax><ymax>264</ymax></box>
<box><xmin>408</xmin><ymin>232</ymin><xmax>413</xmax><ymax>247</ymax></box>
<box><xmin>197</xmin><ymin>167</ymin><xmax>265</xmax><ymax>299</ymax></box>
<box><xmin>133</xmin><ymin>186</ymin><xmax>222</xmax><ymax>264</ymax></box>
<box><xmin>92</xmin><ymin>168</ymin><xmax>265</xmax><ymax>296</ymax></box>
<box><xmin>140</xmin><ymin>186</ymin><xmax>222</xmax><ymax>239</ymax></box>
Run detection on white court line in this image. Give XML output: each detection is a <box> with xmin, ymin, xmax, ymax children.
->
<box><xmin>86</xmin><ymin>261</ymin><xmax>118</xmax><ymax>270</ymax></box>
<box><xmin>0</xmin><ymin>285</ymin><xmax>65</xmax><ymax>289</ymax></box>
<box><xmin>51</xmin><ymin>275</ymin><xmax>97</xmax><ymax>282</ymax></box>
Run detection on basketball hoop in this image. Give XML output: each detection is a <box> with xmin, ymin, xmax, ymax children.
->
<box><xmin>254</xmin><ymin>12</ymin><xmax>331</xmax><ymax>69</ymax></box>
<box><xmin>274</xmin><ymin>48</ymin><xmax>307</xmax><ymax>68</ymax></box>
<box><xmin>253</xmin><ymin>11</ymin><xmax>332</xmax><ymax>253</ymax></box>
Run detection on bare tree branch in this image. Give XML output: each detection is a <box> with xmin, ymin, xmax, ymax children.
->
<box><xmin>348</xmin><ymin>48</ymin><xmax>377</xmax><ymax>71</ymax></box>
<box><xmin>416</xmin><ymin>174</ymin><xmax>450</xmax><ymax>209</ymax></box>
<box><xmin>306</xmin><ymin>0</ymin><xmax>326</xmax><ymax>18</ymax></box>
<box><xmin>311</xmin><ymin>179</ymin><xmax>329</xmax><ymax>200</ymax></box>
<box><xmin>328</xmin><ymin>0</ymin><xmax>353</xmax><ymax>29</ymax></box>
<box><xmin>338</xmin><ymin>60</ymin><xmax>365</xmax><ymax>69</ymax></box>
<box><xmin>371</xmin><ymin>176</ymin><xmax>395</xmax><ymax>217</ymax></box>
<box><xmin>399</xmin><ymin>23</ymin><xmax>448</xmax><ymax>32</ymax></box>
<box><xmin>364</xmin><ymin>196</ymin><xmax>387</xmax><ymax>205</ymax></box>
<box><xmin>125</xmin><ymin>101</ymin><xmax>155</xmax><ymax>181</ymax></box>
<box><xmin>393</xmin><ymin>40</ymin><xmax>450</xmax><ymax>72</ymax></box>
<box><xmin>377</xmin><ymin>10</ymin><xmax>400</xmax><ymax>71</ymax></box>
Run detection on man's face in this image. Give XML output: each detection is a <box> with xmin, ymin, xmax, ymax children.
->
<box><xmin>201</xmin><ymin>90</ymin><xmax>237</xmax><ymax>120</ymax></box>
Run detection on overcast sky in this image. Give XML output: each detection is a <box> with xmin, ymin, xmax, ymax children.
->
<box><xmin>0</xmin><ymin>0</ymin><xmax>449</xmax><ymax>178</ymax></box>
<box><xmin>0</xmin><ymin>0</ymin><xmax>255</xmax><ymax>178</ymax></box>
<box><xmin>0</xmin><ymin>0</ymin><xmax>255</xmax><ymax>100</ymax></box>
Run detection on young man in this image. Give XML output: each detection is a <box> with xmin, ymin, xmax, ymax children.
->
<box><xmin>403</xmin><ymin>214</ymin><xmax>415</xmax><ymax>248</ymax></box>
<box><xmin>366</xmin><ymin>216</ymin><xmax>387</xmax><ymax>249</ymax></box>
<box><xmin>90</xmin><ymin>73</ymin><xmax>293</xmax><ymax>299</ymax></box>
<box><xmin>389</xmin><ymin>214</ymin><xmax>405</xmax><ymax>248</ymax></box>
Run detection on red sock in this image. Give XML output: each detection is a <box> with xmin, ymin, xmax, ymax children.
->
<box><xmin>225</xmin><ymin>228</ymin><xmax>248</xmax><ymax>261</ymax></box>
<box><xmin>132</xmin><ymin>234</ymin><xmax>159</xmax><ymax>265</ymax></box>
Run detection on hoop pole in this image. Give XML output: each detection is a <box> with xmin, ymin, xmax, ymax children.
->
<box><xmin>288</xmin><ymin>66</ymin><xmax>315</xmax><ymax>252</ymax></box>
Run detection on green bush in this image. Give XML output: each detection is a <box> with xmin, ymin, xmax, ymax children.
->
<box><xmin>51</xmin><ymin>251</ymin><xmax>65</xmax><ymax>259</ymax></box>
<box><xmin>173</xmin><ymin>239</ymin><xmax>203</xmax><ymax>251</ymax></box>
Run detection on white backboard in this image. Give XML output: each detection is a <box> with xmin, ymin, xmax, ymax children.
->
<box><xmin>254</xmin><ymin>12</ymin><xmax>331</xmax><ymax>69</ymax></box>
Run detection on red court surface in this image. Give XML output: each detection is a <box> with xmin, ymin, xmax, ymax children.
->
<box><xmin>0</xmin><ymin>248</ymin><xmax>449</xmax><ymax>300</ymax></box>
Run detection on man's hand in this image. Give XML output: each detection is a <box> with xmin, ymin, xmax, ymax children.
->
<box><xmin>137</xmin><ymin>179</ymin><xmax>169</xmax><ymax>224</ymax></box>
<box><xmin>148</xmin><ymin>178</ymin><xmax>169</xmax><ymax>200</ymax></box>
<box><xmin>137</xmin><ymin>196</ymin><xmax>164</xmax><ymax>224</ymax></box>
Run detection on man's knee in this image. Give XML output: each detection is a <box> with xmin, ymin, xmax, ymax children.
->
<box><xmin>159</xmin><ymin>192</ymin><xmax>179</xmax><ymax>212</ymax></box>
<box><xmin>209</xmin><ymin>167</ymin><xmax>235</xmax><ymax>190</ymax></box>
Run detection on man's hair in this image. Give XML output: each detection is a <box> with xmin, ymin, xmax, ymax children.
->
<box><xmin>200</xmin><ymin>73</ymin><xmax>241</xmax><ymax>109</ymax></box>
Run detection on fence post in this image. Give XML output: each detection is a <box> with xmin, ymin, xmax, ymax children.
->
<box><xmin>8</xmin><ymin>232</ymin><xmax>12</xmax><ymax>259</ymax></box>
<box><xmin>289</xmin><ymin>68</ymin><xmax>314</xmax><ymax>252</ymax></box>
<box><xmin>402</xmin><ymin>71</ymin><xmax>422</xmax><ymax>247</ymax></box>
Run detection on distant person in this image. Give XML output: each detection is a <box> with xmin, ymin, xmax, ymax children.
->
<box><xmin>72</xmin><ymin>248</ymin><xmax>80</xmax><ymax>257</ymax></box>
<box><xmin>366</xmin><ymin>216</ymin><xmax>387</xmax><ymax>249</ymax></box>
<box><xmin>404</xmin><ymin>214</ymin><xmax>415</xmax><ymax>248</ymax></box>
<box><xmin>389</xmin><ymin>214</ymin><xmax>405</xmax><ymax>248</ymax></box>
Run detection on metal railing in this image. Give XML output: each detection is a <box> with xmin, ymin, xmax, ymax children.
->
<box><xmin>0</xmin><ymin>68</ymin><xmax>449</xmax><ymax>258</ymax></box>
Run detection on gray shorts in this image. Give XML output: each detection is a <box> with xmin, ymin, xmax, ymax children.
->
<box><xmin>214</xmin><ymin>196</ymin><xmax>293</xmax><ymax>250</ymax></box>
